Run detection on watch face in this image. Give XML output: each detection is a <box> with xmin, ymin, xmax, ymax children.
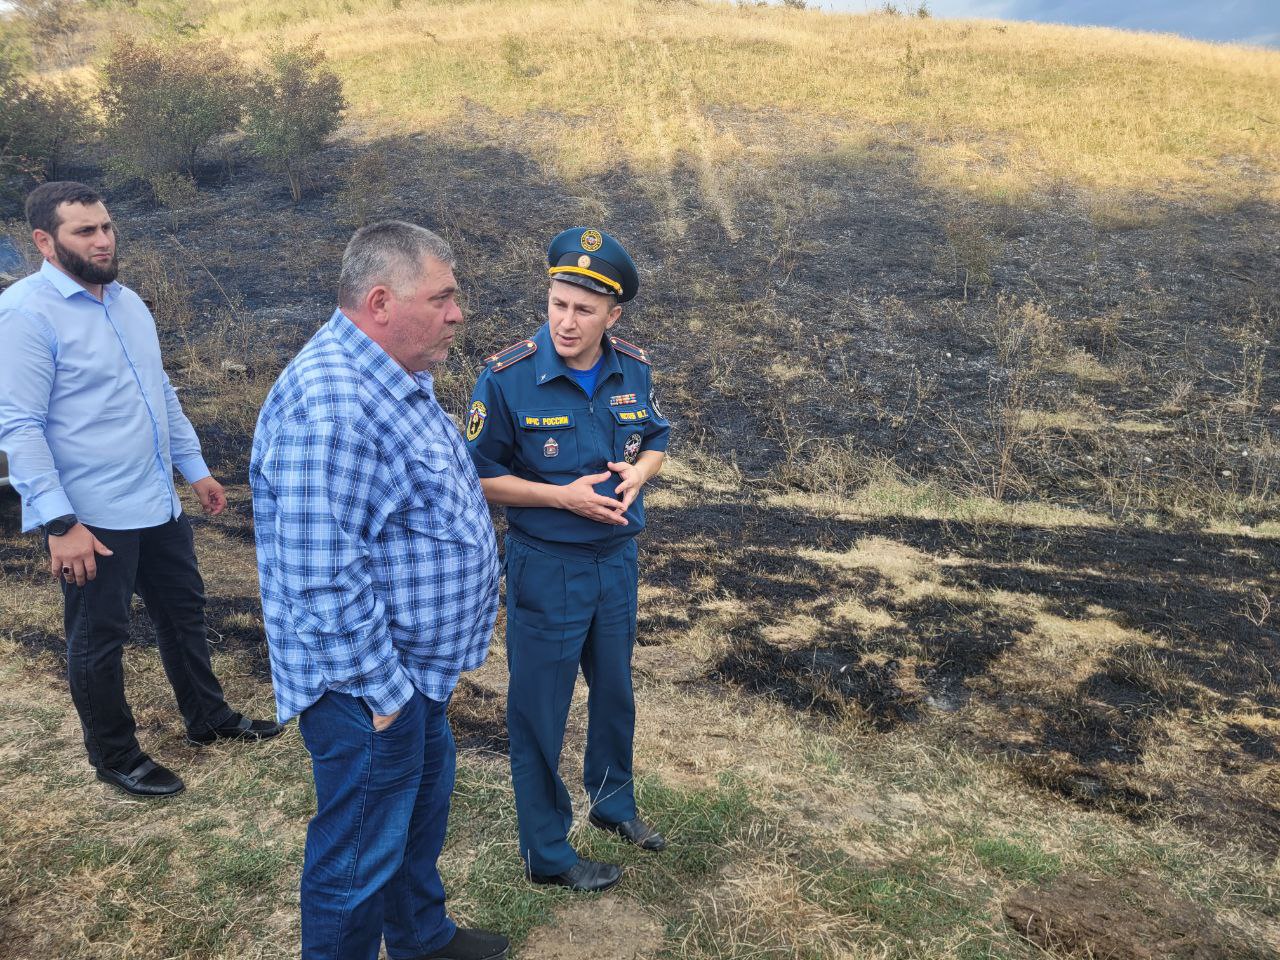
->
<box><xmin>46</xmin><ymin>516</ymin><xmax>76</xmax><ymax>536</ymax></box>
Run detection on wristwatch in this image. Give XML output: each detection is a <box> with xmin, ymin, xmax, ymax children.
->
<box><xmin>42</xmin><ymin>514</ymin><xmax>78</xmax><ymax>537</ymax></box>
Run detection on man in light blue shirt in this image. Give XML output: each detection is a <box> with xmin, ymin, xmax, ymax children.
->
<box><xmin>0</xmin><ymin>182</ymin><xmax>280</xmax><ymax>798</ymax></box>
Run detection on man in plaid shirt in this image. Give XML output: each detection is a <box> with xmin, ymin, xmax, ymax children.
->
<box><xmin>250</xmin><ymin>222</ymin><xmax>506</xmax><ymax>960</ymax></box>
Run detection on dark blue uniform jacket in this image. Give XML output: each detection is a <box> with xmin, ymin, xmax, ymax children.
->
<box><xmin>466</xmin><ymin>322</ymin><xmax>670</xmax><ymax>554</ymax></box>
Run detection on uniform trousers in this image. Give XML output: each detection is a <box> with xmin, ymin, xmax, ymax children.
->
<box><xmin>58</xmin><ymin>514</ymin><xmax>236</xmax><ymax>771</ymax></box>
<box><xmin>298</xmin><ymin>689</ymin><xmax>457</xmax><ymax>960</ymax></box>
<box><xmin>504</xmin><ymin>534</ymin><xmax>639</xmax><ymax>875</ymax></box>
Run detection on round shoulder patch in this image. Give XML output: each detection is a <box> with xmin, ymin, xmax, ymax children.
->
<box><xmin>465</xmin><ymin>400</ymin><xmax>488</xmax><ymax>442</ymax></box>
<box><xmin>580</xmin><ymin>229</ymin><xmax>603</xmax><ymax>252</ymax></box>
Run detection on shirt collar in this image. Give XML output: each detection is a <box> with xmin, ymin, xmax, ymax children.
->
<box><xmin>40</xmin><ymin>259</ymin><xmax>121</xmax><ymax>304</ymax></box>
<box><xmin>329</xmin><ymin>309</ymin><xmax>427</xmax><ymax>401</ymax></box>
<box><xmin>531</xmin><ymin>321</ymin><xmax>623</xmax><ymax>390</ymax></box>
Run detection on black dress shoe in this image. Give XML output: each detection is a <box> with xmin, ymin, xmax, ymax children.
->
<box><xmin>96</xmin><ymin>757</ymin><xmax>185</xmax><ymax>797</ymax></box>
<box><xmin>529</xmin><ymin>857</ymin><xmax>622</xmax><ymax>892</ymax></box>
<box><xmin>588</xmin><ymin>812</ymin><xmax>667</xmax><ymax>851</ymax></box>
<box><xmin>411</xmin><ymin>927</ymin><xmax>510</xmax><ymax>960</ymax></box>
<box><xmin>187</xmin><ymin>714</ymin><xmax>284</xmax><ymax>746</ymax></box>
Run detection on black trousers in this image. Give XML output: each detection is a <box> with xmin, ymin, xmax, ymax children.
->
<box><xmin>59</xmin><ymin>514</ymin><xmax>235</xmax><ymax>771</ymax></box>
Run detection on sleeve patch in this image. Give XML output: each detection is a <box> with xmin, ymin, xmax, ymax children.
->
<box><xmin>465</xmin><ymin>400</ymin><xmax>487</xmax><ymax>441</ymax></box>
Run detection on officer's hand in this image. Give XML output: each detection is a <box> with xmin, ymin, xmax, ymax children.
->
<box><xmin>557</xmin><ymin>472</ymin><xmax>629</xmax><ymax>526</ymax></box>
<box><xmin>608</xmin><ymin>461</ymin><xmax>646</xmax><ymax>512</ymax></box>
<box><xmin>48</xmin><ymin>524</ymin><xmax>114</xmax><ymax>587</ymax></box>
<box><xmin>192</xmin><ymin>476</ymin><xmax>227</xmax><ymax>516</ymax></box>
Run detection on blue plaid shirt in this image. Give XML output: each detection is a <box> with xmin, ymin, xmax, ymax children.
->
<box><xmin>250</xmin><ymin>310</ymin><xmax>500</xmax><ymax>722</ymax></box>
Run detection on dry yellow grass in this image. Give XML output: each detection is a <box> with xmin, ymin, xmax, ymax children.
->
<box><xmin>193</xmin><ymin>0</ymin><xmax>1280</xmax><ymax>201</ymax></box>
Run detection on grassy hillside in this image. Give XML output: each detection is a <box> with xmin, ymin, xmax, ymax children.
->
<box><xmin>209</xmin><ymin>0</ymin><xmax>1280</xmax><ymax>199</ymax></box>
<box><xmin>1</xmin><ymin>2</ymin><xmax>1278</xmax><ymax>959</ymax></box>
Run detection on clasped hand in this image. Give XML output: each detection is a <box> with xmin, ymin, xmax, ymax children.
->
<box><xmin>558</xmin><ymin>463</ymin><xmax>646</xmax><ymax>525</ymax></box>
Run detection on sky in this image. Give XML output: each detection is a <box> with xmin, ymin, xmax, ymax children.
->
<box><xmin>821</xmin><ymin>0</ymin><xmax>1280</xmax><ymax>48</ymax></box>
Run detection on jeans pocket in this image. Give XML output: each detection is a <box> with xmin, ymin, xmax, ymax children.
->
<box><xmin>368</xmin><ymin>691</ymin><xmax>414</xmax><ymax>735</ymax></box>
<box><xmin>352</xmin><ymin>695</ymin><xmax>377</xmax><ymax>732</ymax></box>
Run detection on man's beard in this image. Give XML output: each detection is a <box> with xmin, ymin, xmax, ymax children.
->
<box><xmin>54</xmin><ymin>237</ymin><xmax>118</xmax><ymax>285</ymax></box>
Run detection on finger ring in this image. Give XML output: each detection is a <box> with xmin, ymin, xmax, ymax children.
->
<box><xmin>61</xmin><ymin>566</ymin><xmax>72</xmax><ymax>576</ymax></box>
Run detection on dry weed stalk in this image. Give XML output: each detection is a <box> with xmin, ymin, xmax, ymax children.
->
<box><xmin>944</xmin><ymin>298</ymin><xmax>1061</xmax><ymax>501</ymax></box>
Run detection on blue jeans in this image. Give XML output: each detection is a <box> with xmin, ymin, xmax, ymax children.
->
<box><xmin>298</xmin><ymin>689</ymin><xmax>457</xmax><ymax>960</ymax></box>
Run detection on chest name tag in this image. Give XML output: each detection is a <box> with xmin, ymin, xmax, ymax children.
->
<box><xmin>519</xmin><ymin>413</ymin><xmax>573</xmax><ymax>429</ymax></box>
<box><xmin>615</xmin><ymin>408</ymin><xmax>650</xmax><ymax>423</ymax></box>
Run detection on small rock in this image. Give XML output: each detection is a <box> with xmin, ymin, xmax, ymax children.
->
<box><xmin>220</xmin><ymin>360</ymin><xmax>248</xmax><ymax>374</ymax></box>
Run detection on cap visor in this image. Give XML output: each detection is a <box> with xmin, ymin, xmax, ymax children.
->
<box><xmin>550</xmin><ymin>274</ymin><xmax>617</xmax><ymax>297</ymax></box>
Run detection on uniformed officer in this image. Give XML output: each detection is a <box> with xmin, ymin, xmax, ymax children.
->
<box><xmin>466</xmin><ymin>228</ymin><xmax>670</xmax><ymax>893</ymax></box>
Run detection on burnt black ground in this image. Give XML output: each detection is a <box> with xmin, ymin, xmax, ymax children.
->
<box><xmin>654</xmin><ymin>498</ymin><xmax>1279</xmax><ymax>852</ymax></box>
<box><xmin>1</xmin><ymin>127</ymin><xmax>1276</xmax><ymax>852</ymax></box>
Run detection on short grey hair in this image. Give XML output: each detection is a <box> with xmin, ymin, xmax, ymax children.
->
<box><xmin>337</xmin><ymin>220</ymin><xmax>455</xmax><ymax>310</ymax></box>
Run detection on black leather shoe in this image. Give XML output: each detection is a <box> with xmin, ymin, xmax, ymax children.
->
<box><xmin>588</xmin><ymin>812</ymin><xmax>667</xmax><ymax>851</ymax></box>
<box><xmin>529</xmin><ymin>857</ymin><xmax>622</xmax><ymax>892</ymax></box>
<box><xmin>411</xmin><ymin>927</ymin><xmax>510</xmax><ymax>960</ymax></box>
<box><xmin>187</xmin><ymin>714</ymin><xmax>283</xmax><ymax>746</ymax></box>
<box><xmin>96</xmin><ymin>756</ymin><xmax>185</xmax><ymax>797</ymax></box>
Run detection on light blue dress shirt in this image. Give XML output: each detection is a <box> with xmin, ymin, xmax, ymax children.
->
<box><xmin>0</xmin><ymin>260</ymin><xmax>211</xmax><ymax>533</ymax></box>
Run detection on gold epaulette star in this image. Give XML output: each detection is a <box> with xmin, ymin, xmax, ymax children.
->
<box><xmin>485</xmin><ymin>338</ymin><xmax>538</xmax><ymax>372</ymax></box>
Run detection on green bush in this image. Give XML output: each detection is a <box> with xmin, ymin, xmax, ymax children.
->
<box><xmin>0</xmin><ymin>63</ymin><xmax>95</xmax><ymax>180</ymax></box>
<box><xmin>98</xmin><ymin>35</ymin><xmax>245</xmax><ymax>184</ymax></box>
<box><xmin>243</xmin><ymin>40</ymin><xmax>346</xmax><ymax>202</ymax></box>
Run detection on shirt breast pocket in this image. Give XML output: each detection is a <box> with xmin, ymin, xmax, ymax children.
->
<box><xmin>609</xmin><ymin>406</ymin><xmax>651</xmax><ymax>464</ymax></box>
<box><xmin>402</xmin><ymin>447</ymin><xmax>480</xmax><ymax>545</ymax></box>
<box><xmin>514</xmin><ymin>409</ymin><xmax>579</xmax><ymax>473</ymax></box>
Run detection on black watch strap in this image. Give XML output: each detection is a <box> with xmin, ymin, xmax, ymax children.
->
<box><xmin>43</xmin><ymin>514</ymin><xmax>78</xmax><ymax>537</ymax></box>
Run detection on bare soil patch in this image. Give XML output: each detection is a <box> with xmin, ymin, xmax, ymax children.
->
<box><xmin>517</xmin><ymin>897</ymin><xmax>664</xmax><ymax>960</ymax></box>
<box><xmin>1003</xmin><ymin>871</ymin><xmax>1276</xmax><ymax>960</ymax></box>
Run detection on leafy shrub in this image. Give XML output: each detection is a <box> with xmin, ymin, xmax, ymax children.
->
<box><xmin>0</xmin><ymin>63</ymin><xmax>95</xmax><ymax>180</ymax></box>
<box><xmin>243</xmin><ymin>40</ymin><xmax>346</xmax><ymax>202</ymax></box>
<box><xmin>98</xmin><ymin>35</ymin><xmax>245</xmax><ymax>183</ymax></box>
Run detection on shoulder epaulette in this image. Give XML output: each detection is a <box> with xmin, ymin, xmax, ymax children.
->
<box><xmin>485</xmin><ymin>338</ymin><xmax>537</xmax><ymax>372</ymax></box>
<box><xmin>609</xmin><ymin>336</ymin><xmax>651</xmax><ymax>365</ymax></box>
